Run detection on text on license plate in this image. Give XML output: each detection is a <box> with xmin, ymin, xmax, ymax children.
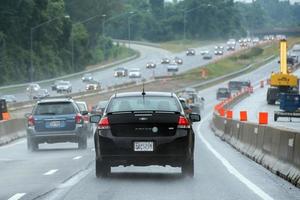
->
<box><xmin>134</xmin><ymin>141</ymin><xmax>154</xmax><ymax>152</ymax></box>
<box><xmin>48</xmin><ymin>121</ymin><xmax>62</xmax><ymax>128</ymax></box>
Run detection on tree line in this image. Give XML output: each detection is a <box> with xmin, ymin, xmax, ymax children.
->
<box><xmin>0</xmin><ymin>0</ymin><xmax>299</xmax><ymax>86</ymax></box>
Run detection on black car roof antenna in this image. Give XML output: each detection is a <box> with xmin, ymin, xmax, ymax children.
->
<box><xmin>142</xmin><ymin>83</ymin><xmax>146</xmax><ymax>96</ymax></box>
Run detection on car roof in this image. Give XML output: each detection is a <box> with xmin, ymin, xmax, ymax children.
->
<box><xmin>37</xmin><ymin>97</ymin><xmax>73</xmax><ymax>103</ymax></box>
<box><xmin>113</xmin><ymin>91</ymin><xmax>176</xmax><ymax>98</ymax></box>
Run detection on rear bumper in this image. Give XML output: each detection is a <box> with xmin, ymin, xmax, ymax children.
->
<box><xmin>27</xmin><ymin>126</ymin><xmax>85</xmax><ymax>143</ymax></box>
<box><xmin>94</xmin><ymin>130</ymin><xmax>194</xmax><ymax>167</ymax></box>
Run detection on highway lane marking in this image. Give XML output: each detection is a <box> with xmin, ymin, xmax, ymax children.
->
<box><xmin>0</xmin><ymin>140</ymin><xmax>25</xmax><ymax>150</ymax></box>
<box><xmin>43</xmin><ymin>169</ymin><xmax>58</xmax><ymax>176</ymax></box>
<box><xmin>72</xmin><ymin>156</ymin><xmax>82</xmax><ymax>160</ymax></box>
<box><xmin>7</xmin><ymin>193</ymin><xmax>26</xmax><ymax>200</ymax></box>
<box><xmin>197</xmin><ymin>114</ymin><xmax>274</xmax><ymax>200</ymax></box>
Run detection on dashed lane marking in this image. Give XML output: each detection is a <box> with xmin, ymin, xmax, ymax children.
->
<box><xmin>43</xmin><ymin>169</ymin><xmax>58</xmax><ymax>176</ymax></box>
<box><xmin>7</xmin><ymin>193</ymin><xmax>26</xmax><ymax>200</ymax></box>
<box><xmin>197</xmin><ymin>114</ymin><xmax>274</xmax><ymax>200</ymax></box>
<box><xmin>72</xmin><ymin>156</ymin><xmax>82</xmax><ymax>160</ymax></box>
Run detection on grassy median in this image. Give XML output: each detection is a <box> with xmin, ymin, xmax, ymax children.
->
<box><xmin>159</xmin><ymin>39</ymin><xmax>223</xmax><ymax>53</ymax></box>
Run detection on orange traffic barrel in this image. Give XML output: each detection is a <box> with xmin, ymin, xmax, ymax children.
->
<box><xmin>240</xmin><ymin>111</ymin><xmax>248</xmax><ymax>121</ymax></box>
<box><xmin>226</xmin><ymin>110</ymin><xmax>233</xmax><ymax>119</ymax></box>
<box><xmin>2</xmin><ymin>112</ymin><xmax>10</xmax><ymax>121</ymax></box>
<box><xmin>218</xmin><ymin>108</ymin><xmax>225</xmax><ymax>117</ymax></box>
<box><xmin>259</xmin><ymin>112</ymin><xmax>268</xmax><ymax>125</ymax></box>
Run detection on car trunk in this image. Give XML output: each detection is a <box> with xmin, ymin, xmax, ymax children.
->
<box><xmin>34</xmin><ymin>114</ymin><xmax>76</xmax><ymax>132</ymax></box>
<box><xmin>108</xmin><ymin>112</ymin><xmax>180</xmax><ymax>137</ymax></box>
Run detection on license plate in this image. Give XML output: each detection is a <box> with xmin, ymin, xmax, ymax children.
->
<box><xmin>134</xmin><ymin>141</ymin><xmax>154</xmax><ymax>152</ymax></box>
<box><xmin>47</xmin><ymin>121</ymin><xmax>62</xmax><ymax>128</ymax></box>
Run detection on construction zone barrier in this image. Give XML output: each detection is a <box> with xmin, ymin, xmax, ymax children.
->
<box><xmin>259</xmin><ymin>112</ymin><xmax>268</xmax><ymax>125</ymax></box>
<box><xmin>240</xmin><ymin>111</ymin><xmax>248</xmax><ymax>121</ymax></box>
<box><xmin>211</xmin><ymin>86</ymin><xmax>300</xmax><ymax>188</ymax></box>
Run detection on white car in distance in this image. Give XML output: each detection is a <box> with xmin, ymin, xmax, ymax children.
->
<box><xmin>128</xmin><ymin>68</ymin><xmax>141</xmax><ymax>78</ymax></box>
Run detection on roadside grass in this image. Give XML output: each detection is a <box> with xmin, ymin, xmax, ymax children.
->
<box><xmin>177</xmin><ymin>37</ymin><xmax>300</xmax><ymax>82</ymax></box>
<box><xmin>159</xmin><ymin>39</ymin><xmax>224</xmax><ymax>53</ymax></box>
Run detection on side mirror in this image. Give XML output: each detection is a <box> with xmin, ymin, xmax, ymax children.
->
<box><xmin>81</xmin><ymin>111</ymin><xmax>89</xmax><ymax>115</ymax></box>
<box><xmin>24</xmin><ymin>113</ymin><xmax>31</xmax><ymax>118</ymax></box>
<box><xmin>90</xmin><ymin>115</ymin><xmax>102</xmax><ymax>123</ymax></box>
<box><xmin>189</xmin><ymin>113</ymin><xmax>201</xmax><ymax>122</ymax></box>
<box><xmin>201</xmin><ymin>97</ymin><xmax>205</xmax><ymax>101</ymax></box>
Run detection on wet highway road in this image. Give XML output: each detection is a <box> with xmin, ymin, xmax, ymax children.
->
<box><xmin>1</xmin><ymin>51</ymin><xmax>300</xmax><ymax>200</ymax></box>
<box><xmin>7</xmin><ymin>42</ymin><xmax>239</xmax><ymax>101</ymax></box>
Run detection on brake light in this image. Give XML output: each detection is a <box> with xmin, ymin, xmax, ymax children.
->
<box><xmin>75</xmin><ymin>114</ymin><xmax>83</xmax><ymax>124</ymax></box>
<box><xmin>178</xmin><ymin>116</ymin><xmax>190</xmax><ymax>128</ymax></box>
<box><xmin>28</xmin><ymin>115</ymin><xmax>35</xmax><ymax>126</ymax></box>
<box><xmin>98</xmin><ymin>117</ymin><xmax>110</xmax><ymax>129</ymax></box>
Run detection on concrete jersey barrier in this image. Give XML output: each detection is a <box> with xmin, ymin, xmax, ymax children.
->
<box><xmin>211</xmin><ymin>87</ymin><xmax>300</xmax><ymax>188</ymax></box>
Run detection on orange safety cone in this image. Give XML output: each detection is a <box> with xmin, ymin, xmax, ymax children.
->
<box><xmin>259</xmin><ymin>112</ymin><xmax>268</xmax><ymax>125</ymax></box>
<box><xmin>2</xmin><ymin>112</ymin><xmax>10</xmax><ymax>121</ymax></box>
<box><xmin>226</xmin><ymin>110</ymin><xmax>233</xmax><ymax>119</ymax></box>
<box><xmin>240</xmin><ymin>111</ymin><xmax>248</xmax><ymax>121</ymax></box>
<box><xmin>218</xmin><ymin>108</ymin><xmax>225</xmax><ymax>117</ymax></box>
<box><xmin>260</xmin><ymin>80</ymin><xmax>264</xmax><ymax>88</ymax></box>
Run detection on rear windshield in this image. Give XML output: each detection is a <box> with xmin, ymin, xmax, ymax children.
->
<box><xmin>34</xmin><ymin>102</ymin><xmax>76</xmax><ymax>115</ymax></box>
<box><xmin>76</xmin><ymin>103</ymin><xmax>87</xmax><ymax>112</ymax></box>
<box><xmin>218</xmin><ymin>89</ymin><xmax>228</xmax><ymax>93</ymax></box>
<box><xmin>97</xmin><ymin>101</ymin><xmax>108</xmax><ymax>109</ymax></box>
<box><xmin>107</xmin><ymin>96</ymin><xmax>181</xmax><ymax>112</ymax></box>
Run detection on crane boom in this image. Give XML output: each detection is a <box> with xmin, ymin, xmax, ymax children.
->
<box><xmin>280</xmin><ymin>39</ymin><xmax>288</xmax><ymax>74</ymax></box>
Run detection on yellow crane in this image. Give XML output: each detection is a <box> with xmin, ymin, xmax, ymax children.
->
<box><xmin>266</xmin><ymin>39</ymin><xmax>299</xmax><ymax>105</ymax></box>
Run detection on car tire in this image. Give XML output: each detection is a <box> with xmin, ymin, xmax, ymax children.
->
<box><xmin>27</xmin><ymin>136</ymin><xmax>38</xmax><ymax>151</ymax></box>
<box><xmin>95</xmin><ymin>159</ymin><xmax>110</xmax><ymax>178</ymax></box>
<box><xmin>182</xmin><ymin>159</ymin><xmax>194</xmax><ymax>177</ymax></box>
<box><xmin>78</xmin><ymin>136</ymin><xmax>87</xmax><ymax>149</ymax></box>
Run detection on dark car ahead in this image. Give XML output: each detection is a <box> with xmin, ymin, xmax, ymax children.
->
<box><xmin>26</xmin><ymin>97</ymin><xmax>88</xmax><ymax>151</ymax></box>
<box><xmin>228</xmin><ymin>81</ymin><xmax>250</xmax><ymax>92</ymax></box>
<box><xmin>186</xmin><ymin>49</ymin><xmax>195</xmax><ymax>56</ymax></box>
<box><xmin>216</xmin><ymin>88</ymin><xmax>231</xmax><ymax>100</ymax></box>
<box><xmin>90</xmin><ymin>92</ymin><xmax>201</xmax><ymax>177</ymax></box>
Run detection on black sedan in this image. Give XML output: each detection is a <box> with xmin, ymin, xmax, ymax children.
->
<box><xmin>90</xmin><ymin>91</ymin><xmax>201</xmax><ymax>177</ymax></box>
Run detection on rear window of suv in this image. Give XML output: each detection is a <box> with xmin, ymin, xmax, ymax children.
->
<box><xmin>107</xmin><ymin>96</ymin><xmax>181</xmax><ymax>112</ymax></box>
<box><xmin>34</xmin><ymin>102</ymin><xmax>76</xmax><ymax>115</ymax></box>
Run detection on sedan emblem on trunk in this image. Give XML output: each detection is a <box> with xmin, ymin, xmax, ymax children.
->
<box><xmin>139</xmin><ymin>117</ymin><xmax>148</xmax><ymax>121</ymax></box>
<box><xmin>152</xmin><ymin>127</ymin><xmax>158</xmax><ymax>133</ymax></box>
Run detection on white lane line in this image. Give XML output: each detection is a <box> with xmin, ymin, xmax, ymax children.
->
<box><xmin>0</xmin><ymin>140</ymin><xmax>25</xmax><ymax>150</ymax></box>
<box><xmin>43</xmin><ymin>169</ymin><xmax>58</xmax><ymax>176</ymax></box>
<box><xmin>7</xmin><ymin>193</ymin><xmax>26</xmax><ymax>200</ymax></box>
<box><xmin>197</xmin><ymin>114</ymin><xmax>274</xmax><ymax>200</ymax></box>
<box><xmin>72</xmin><ymin>156</ymin><xmax>82</xmax><ymax>160</ymax></box>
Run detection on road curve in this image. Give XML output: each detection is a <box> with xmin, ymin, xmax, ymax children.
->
<box><xmin>1</xmin><ymin>48</ymin><xmax>300</xmax><ymax>200</ymax></box>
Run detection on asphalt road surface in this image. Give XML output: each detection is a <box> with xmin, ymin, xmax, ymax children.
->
<box><xmin>6</xmin><ymin>41</ymin><xmax>247</xmax><ymax>102</ymax></box>
<box><xmin>1</xmin><ymin>49</ymin><xmax>300</xmax><ymax>200</ymax></box>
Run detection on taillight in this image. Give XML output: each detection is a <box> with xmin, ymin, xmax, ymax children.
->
<box><xmin>75</xmin><ymin>114</ymin><xmax>83</xmax><ymax>124</ymax></box>
<box><xmin>28</xmin><ymin>115</ymin><xmax>35</xmax><ymax>126</ymax></box>
<box><xmin>98</xmin><ymin>117</ymin><xmax>110</xmax><ymax>129</ymax></box>
<box><xmin>178</xmin><ymin>116</ymin><xmax>190</xmax><ymax>128</ymax></box>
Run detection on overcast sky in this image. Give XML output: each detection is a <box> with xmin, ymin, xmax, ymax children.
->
<box><xmin>235</xmin><ymin>0</ymin><xmax>300</xmax><ymax>3</ymax></box>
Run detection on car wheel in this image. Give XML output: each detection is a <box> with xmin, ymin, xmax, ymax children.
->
<box><xmin>95</xmin><ymin>159</ymin><xmax>110</xmax><ymax>178</ymax></box>
<box><xmin>182</xmin><ymin>159</ymin><xmax>194</xmax><ymax>177</ymax></box>
<box><xmin>78</xmin><ymin>136</ymin><xmax>87</xmax><ymax>149</ymax></box>
<box><xmin>27</xmin><ymin>136</ymin><xmax>38</xmax><ymax>151</ymax></box>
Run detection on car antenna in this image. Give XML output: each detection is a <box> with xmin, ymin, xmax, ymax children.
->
<box><xmin>142</xmin><ymin>83</ymin><xmax>146</xmax><ymax>96</ymax></box>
